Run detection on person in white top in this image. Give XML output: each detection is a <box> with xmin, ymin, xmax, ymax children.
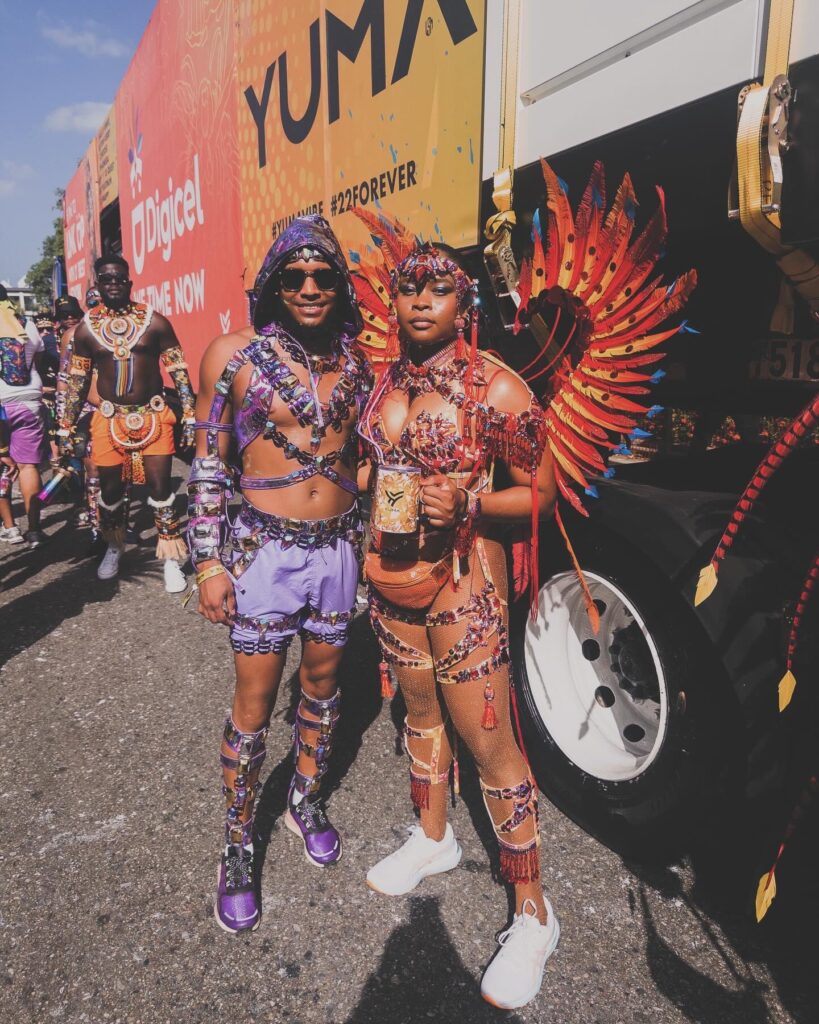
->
<box><xmin>0</xmin><ymin>284</ymin><xmax>46</xmax><ymax>545</ymax></box>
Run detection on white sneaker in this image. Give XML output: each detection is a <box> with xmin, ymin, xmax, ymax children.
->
<box><xmin>97</xmin><ymin>545</ymin><xmax>121</xmax><ymax>580</ymax></box>
<box><xmin>366</xmin><ymin>822</ymin><xmax>462</xmax><ymax>896</ymax></box>
<box><xmin>0</xmin><ymin>525</ymin><xmax>24</xmax><ymax>544</ymax></box>
<box><xmin>480</xmin><ymin>897</ymin><xmax>560</xmax><ymax>1009</ymax></box>
<box><xmin>163</xmin><ymin>559</ymin><xmax>187</xmax><ymax>593</ymax></box>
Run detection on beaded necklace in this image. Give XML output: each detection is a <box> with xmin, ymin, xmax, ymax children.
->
<box><xmin>271</xmin><ymin>331</ymin><xmax>342</xmax><ymax>375</ymax></box>
<box><xmin>84</xmin><ymin>302</ymin><xmax>153</xmax><ymax>397</ymax></box>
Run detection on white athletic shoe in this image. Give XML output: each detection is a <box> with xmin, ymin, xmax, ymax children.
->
<box><xmin>366</xmin><ymin>822</ymin><xmax>462</xmax><ymax>896</ymax></box>
<box><xmin>97</xmin><ymin>545</ymin><xmax>121</xmax><ymax>580</ymax></box>
<box><xmin>163</xmin><ymin>559</ymin><xmax>187</xmax><ymax>593</ymax></box>
<box><xmin>480</xmin><ymin>897</ymin><xmax>560</xmax><ymax>1010</ymax></box>
<box><xmin>0</xmin><ymin>525</ymin><xmax>24</xmax><ymax>544</ymax></box>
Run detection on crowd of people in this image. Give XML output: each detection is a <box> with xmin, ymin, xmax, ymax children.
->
<box><xmin>1</xmin><ymin>215</ymin><xmax>559</xmax><ymax>1010</ymax></box>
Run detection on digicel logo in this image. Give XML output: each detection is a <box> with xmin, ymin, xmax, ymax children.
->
<box><xmin>130</xmin><ymin>154</ymin><xmax>206</xmax><ymax>274</ymax></box>
<box><xmin>244</xmin><ymin>0</ymin><xmax>478</xmax><ymax>167</ymax></box>
<box><xmin>64</xmin><ymin>200</ymin><xmax>85</xmax><ymax>261</ymax></box>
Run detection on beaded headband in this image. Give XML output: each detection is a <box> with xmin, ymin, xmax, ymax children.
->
<box><xmin>390</xmin><ymin>244</ymin><xmax>475</xmax><ymax>308</ymax></box>
<box><xmin>284</xmin><ymin>246</ymin><xmax>327</xmax><ymax>265</ymax></box>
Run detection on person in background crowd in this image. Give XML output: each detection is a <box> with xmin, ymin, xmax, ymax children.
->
<box><xmin>36</xmin><ymin>312</ymin><xmax>61</xmax><ymax>462</ymax></box>
<box><xmin>0</xmin><ymin>284</ymin><xmax>47</xmax><ymax>546</ymax></box>
<box><xmin>85</xmin><ymin>286</ymin><xmax>101</xmax><ymax>309</ymax></box>
<box><xmin>59</xmin><ymin>256</ymin><xmax>195</xmax><ymax>589</ymax></box>
<box><xmin>54</xmin><ymin>295</ymin><xmax>102</xmax><ymax>542</ymax></box>
<box><xmin>0</xmin><ymin>400</ymin><xmax>21</xmax><ymax>547</ymax></box>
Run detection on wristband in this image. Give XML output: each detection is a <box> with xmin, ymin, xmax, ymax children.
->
<box><xmin>196</xmin><ymin>564</ymin><xmax>227</xmax><ymax>586</ymax></box>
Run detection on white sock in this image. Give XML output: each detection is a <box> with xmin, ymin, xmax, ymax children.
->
<box><xmin>291</xmin><ymin>789</ymin><xmax>305</xmax><ymax>806</ymax></box>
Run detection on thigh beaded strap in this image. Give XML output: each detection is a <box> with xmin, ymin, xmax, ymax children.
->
<box><xmin>404</xmin><ymin>719</ymin><xmax>452</xmax><ymax>811</ymax></box>
<box><xmin>368</xmin><ymin>540</ymin><xmax>509</xmax><ymax>726</ymax></box>
<box><xmin>220</xmin><ymin>717</ymin><xmax>268</xmax><ymax>847</ymax></box>
<box><xmin>292</xmin><ymin>690</ymin><xmax>341</xmax><ymax>797</ymax></box>
<box><xmin>480</xmin><ymin>776</ymin><xmax>541</xmax><ymax>884</ymax></box>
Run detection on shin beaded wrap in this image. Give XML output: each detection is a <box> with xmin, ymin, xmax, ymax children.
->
<box><xmin>404</xmin><ymin>719</ymin><xmax>452</xmax><ymax>811</ymax></box>
<box><xmin>148</xmin><ymin>494</ymin><xmax>187</xmax><ymax>561</ymax></box>
<box><xmin>292</xmin><ymin>690</ymin><xmax>341</xmax><ymax>797</ymax></box>
<box><xmin>481</xmin><ymin>776</ymin><xmax>541</xmax><ymax>884</ymax></box>
<box><xmin>220</xmin><ymin>717</ymin><xmax>268</xmax><ymax>848</ymax></box>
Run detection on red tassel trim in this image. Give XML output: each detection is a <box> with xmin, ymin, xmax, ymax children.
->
<box><xmin>454</xmin><ymin>314</ymin><xmax>467</xmax><ymax>361</ymax></box>
<box><xmin>410</xmin><ymin>775</ymin><xmax>430</xmax><ymax>811</ymax></box>
<box><xmin>379</xmin><ymin>661</ymin><xmax>393</xmax><ymax>699</ymax></box>
<box><xmin>481</xmin><ymin>682</ymin><xmax>498</xmax><ymax>730</ymax></box>
<box><xmin>499</xmin><ymin>843</ymin><xmax>541</xmax><ymax>885</ymax></box>
<box><xmin>465</xmin><ymin>313</ymin><xmax>479</xmax><ymax>395</ymax></box>
<box><xmin>385</xmin><ymin>316</ymin><xmax>400</xmax><ymax>362</ymax></box>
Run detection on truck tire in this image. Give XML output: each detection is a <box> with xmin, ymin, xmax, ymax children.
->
<box><xmin>510</xmin><ymin>520</ymin><xmax>746</xmax><ymax>861</ymax></box>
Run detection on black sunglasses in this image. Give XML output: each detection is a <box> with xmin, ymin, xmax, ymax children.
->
<box><xmin>97</xmin><ymin>273</ymin><xmax>128</xmax><ymax>285</ymax></box>
<box><xmin>278</xmin><ymin>267</ymin><xmax>339</xmax><ymax>292</ymax></box>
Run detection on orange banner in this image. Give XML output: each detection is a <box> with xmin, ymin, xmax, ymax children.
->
<box><xmin>64</xmin><ymin>142</ymin><xmax>100</xmax><ymax>303</ymax></box>
<box><xmin>114</xmin><ymin>0</ymin><xmax>246</xmax><ymax>387</ymax></box>
<box><xmin>236</xmin><ymin>0</ymin><xmax>485</xmax><ymax>280</ymax></box>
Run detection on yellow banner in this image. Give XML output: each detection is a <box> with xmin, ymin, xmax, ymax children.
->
<box><xmin>236</xmin><ymin>0</ymin><xmax>485</xmax><ymax>279</ymax></box>
<box><xmin>96</xmin><ymin>105</ymin><xmax>118</xmax><ymax>210</ymax></box>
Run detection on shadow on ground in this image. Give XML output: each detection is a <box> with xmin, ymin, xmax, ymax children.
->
<box><xmin>344</xmin><ymin>896</ymin><xmax>523</xmax><ymax>1024</ymax></box>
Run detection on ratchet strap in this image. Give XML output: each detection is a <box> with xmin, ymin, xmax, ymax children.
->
<box><xmin>484</xmin><ymin>0</ymin><xmax>522</xmax><ymax>324</ymax></box>
<box><xmin>734</xmin><ymin>0</ymin><xmax>819</xmax><ymax>327</ymax></box>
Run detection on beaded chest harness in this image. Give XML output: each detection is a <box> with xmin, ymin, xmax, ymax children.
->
<box><xmin>202</xmin><ymin>330</ymin><xmax>372</xmax><ymax>497</ymax></box>
<box><xmin>84</xmin><ymin>302</ymin><xmax>153</xmax><ymax>397</ymax></box>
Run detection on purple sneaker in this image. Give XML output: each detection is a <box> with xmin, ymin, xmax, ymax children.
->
<box><xmin>284</xmin><ymin>784</ymin><xmax>342</xmax><ymax>867</ymax></box>
<box><xmin>214</xmin><ymin>843</ymin><xmax>260</xmax><ymax>934</ymax></box>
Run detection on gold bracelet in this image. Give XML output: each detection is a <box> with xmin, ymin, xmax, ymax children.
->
<box><xmin>196</xmin><ymin>565</ymin><xmax>226</xmax><ymax>586</ymax></box>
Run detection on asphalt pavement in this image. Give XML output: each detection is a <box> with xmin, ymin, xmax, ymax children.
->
<box><xmin>1</xmin><ymin>468</ymin><xmax>816</xmax><ymax>1024</ymax></box>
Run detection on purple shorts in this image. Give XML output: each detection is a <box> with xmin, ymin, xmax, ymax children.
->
<box><xmin>4</xmin><ymin>402</ymin><xmax>47</xmax><ymax>465</ymax></box>
<box><xmin>227</xmin><ymin>501</ymin><xmax>362</xmax><ymax>656</ymax></box>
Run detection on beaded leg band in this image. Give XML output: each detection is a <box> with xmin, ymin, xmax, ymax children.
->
<box><xmin>220</xmin><ymin>716</ymin><xmax>269</xmax><ymax>847</ymax></box>
<box><xmin>292</xmin><ymin>690</ymin><xmax>341</xmax><ymax>797</ymax></box>
<box><xmin>98</xmin><ymin>495</ymin><xmax>126</xmax><ymax>550</ymax></box>
<box><xmin>404</xmin><ymin>718</ymin><xmax>454</xmax><ymax>811</ymax></box>
<box><xmin>480</xmin><ymin>776</ymin><xmax>541</xmax><ymax>884</ymax></box>
<box><xmin>147</xmin><ymin>494</ymin><xmax>187</xmax><ymax>561</ymax></box>
<box><xmin>86</xmin><ymin>476</ymin><xmax>101</xmax><ymax>540</ymax></box>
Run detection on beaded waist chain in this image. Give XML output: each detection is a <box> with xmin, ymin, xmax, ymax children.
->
<box><xmin>229</xmin><ymin>499</ymin><xmax>363</xmax><ymax>576</ymax></box>
<box><xmin>98</xmin><ymin>394</ymin><xmax>166</xmax><ymax>418</ymax></box>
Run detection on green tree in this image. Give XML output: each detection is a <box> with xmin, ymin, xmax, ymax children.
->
<box><xmin>27</xmin><ymin>189</ymin><xmax>66</xmax><ymax>306</ymax></box>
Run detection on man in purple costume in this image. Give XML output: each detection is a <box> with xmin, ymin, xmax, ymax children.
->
<box><xmin>188</xmin><ymin>216</ymin><xmax>372</xmax><ymax>933</ymax></box>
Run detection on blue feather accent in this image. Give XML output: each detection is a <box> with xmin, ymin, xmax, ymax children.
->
<box><xmin>348</xmin><ymin>250</ymin><xmax>361</xmax><ymax>264</ymax></box>
<box><xmin>557</xmin><ymin>175</ymin><xmax>570</xmax><ymax>195</ymax></box>
<box><xmin>532</xmin><ymin>208</ymin><xmax>543</xmax><ymax>242</ymax></box>
<box><xmin>613</xmin><ymin>444</ymin><xmax>631</xmax><ymax>456</ymax></box>
<box><xmin>630</xmin><ymin>427</ymin><xmax>652</xmax><ymax>439</ymax></box>
<box><xmin>584</xmin><ymin>485</ymin><xmax>599</xmax><ymax>498</ymax></box>
<box><xmin>680</xmin><ymin>321</ymin><xmax>701</xmax><ymax>334</ymax></box>
<box><xmin>646</xmin><ymin>405</ymin><xmax>664</xmax><ymax>419</ymax></box>
<box><xmin>650</xmin><ymin>369</ymin><xmax>666</xmax><ymax>383</ymax></box>
<box><xmin>592</xmin><ymin>185</ymin><xmax>604</xmax><ymax>209</ymax></box>
<box><xmin>625</xmin><ymin>198</ymin><xmax>637</xmax><ymax>219</ymax></box>
<box><xmin>603</xmin><ymin>468</ymin><xmax>616</xmax><ymax>478</ymax></box>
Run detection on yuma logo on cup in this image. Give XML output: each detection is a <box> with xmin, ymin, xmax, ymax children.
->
<box><xmin>130</xmin><ymin>155</ymin><xmax>205</xmax><ymax>274</ymax></box>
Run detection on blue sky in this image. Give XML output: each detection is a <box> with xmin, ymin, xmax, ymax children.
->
<box><xmin>0</xmin><ymin>1</ymin><xmax>154</xmax><ymax>286</ymax></box>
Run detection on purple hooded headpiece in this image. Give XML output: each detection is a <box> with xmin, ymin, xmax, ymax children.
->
<box><xmin>251</xmin><ymin>215</ymin><xmax>363</xmax><ymax>338</ymax></box>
